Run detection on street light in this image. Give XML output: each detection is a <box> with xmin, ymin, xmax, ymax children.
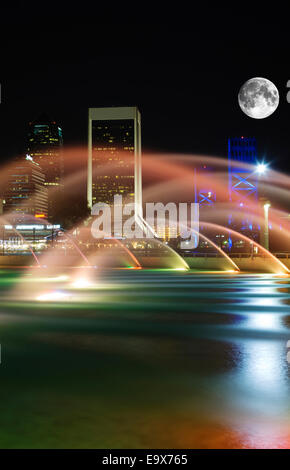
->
<box><xmin>256</xmin><ymin>162</ymin><xmax>268</xmax><ymax>174</ymax></box>
<box><xmin>263</xmin><ymin>201</ymin><xmax>271</xmax><ymax>251</ymax></box>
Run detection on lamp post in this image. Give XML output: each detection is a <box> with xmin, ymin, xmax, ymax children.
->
<box><xmin>259</xmin><ymin>198</ymin><xmax>271</xmax><ymax>251</ymax></box>
<box><xmin>263</xmin><ymin>201</ymin><xmax>271</xmax><ymax>251</ymax></box>
<box><xmin>256</xmin><ymin>162</ymin><xmax>270</xmax><ymax>251</ymax></box>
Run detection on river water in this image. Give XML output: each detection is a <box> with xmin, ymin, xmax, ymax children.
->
<box><xmin>0</xmin><ymin>269</ymin><xmax>289</xmax><ymax>448</ymax></box>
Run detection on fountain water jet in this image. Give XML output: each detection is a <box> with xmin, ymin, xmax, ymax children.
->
<box><xmin>200</xmin><ymin>221</ymin><xmax>290</xmax><ymax>274</ymax></box>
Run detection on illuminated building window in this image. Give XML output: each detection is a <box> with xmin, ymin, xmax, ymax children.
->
<box><xmin>27</xmin><ymin>113</ymin><xmax>63</xmax><ymax>219</ymax></box>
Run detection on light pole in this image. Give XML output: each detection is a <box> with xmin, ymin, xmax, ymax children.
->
<box><xmin>263</xmin><ymin>201</ymin><xmax>271</xmax><ymax>251</ymax></box>
<box><xmin>256</xmin><ymin>162</ymin><xmax>270</xmax><ymax>251</ymax></box>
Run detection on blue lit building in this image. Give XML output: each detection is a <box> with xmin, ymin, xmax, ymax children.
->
<box><xmin>193</xmin><ymin>165</ymin><xmax>218</xmax><ymax>251</ymax></box>
<box><xmin>228</xmin><ymin>137</ymin><xmax>258</xmax><ymax>203</ymax></box>
<box><xmin>194</xmin><ymin>165</ymin><xmax>216</xmax><ymax>207</ymax></box>
<box><xmin>228</xmin><ymin>137</ymin><xmax>259</xmax><ymax>249</ymax></box>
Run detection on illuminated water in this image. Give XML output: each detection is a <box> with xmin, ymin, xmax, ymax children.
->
<box><xmin>0</xmin><ymin>269</ymin><xmax>289</xmax><ymax>448</ymax></box>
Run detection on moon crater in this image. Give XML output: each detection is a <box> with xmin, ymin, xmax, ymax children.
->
<box><xmin>238</xmin><ymin>77</ymin><xmax>279</xmax><ymax>119</ymax></box>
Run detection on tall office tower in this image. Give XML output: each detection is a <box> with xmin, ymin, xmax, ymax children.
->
<box><xmin>3</xmin><ymin>156</ymin><xmax>48</xmax><ymax>222</ymax></box>
<box><xmin>228</xmin><ymin>137</ymin><xmax>259</xmax><ymax>247</ymax></box>
<box><xmin>228</xmin><ymin>137</ymin><xmax>258</xmax><ymax>203</ymax></box>
<box><xmin>27</xmin><ymin>114</ymin><xmax>64</xmax><ymax>219</ymax></box>
<box><xmin>87</xmin><ymin>107</ymin><xmax>142</xmax><ymax>227</ymax></box>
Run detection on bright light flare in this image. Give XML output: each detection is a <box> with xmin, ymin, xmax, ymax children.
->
<box><xmin>71</xmin><ymin>277</ymin><xmax>93</xmax><ymax>289</ymax></box>
<box><xmin>36</xmin><ymin>291</ymin><xmax>70</xmax><ymax>302</ymax></box>
<box><xmin>256</xmin><ymin>162</ymin><xmax>268</xmax><ymax>174</ymax></box>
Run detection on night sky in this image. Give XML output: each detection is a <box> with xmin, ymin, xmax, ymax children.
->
<box><xmin>1</xmin><ymin>5</ymin><xmax>289</xmax><ymax>171</ymax></box>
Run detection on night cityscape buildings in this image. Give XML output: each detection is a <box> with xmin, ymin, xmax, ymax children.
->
<box><xmin>2</xmin><ymin>155</ymin><xmax>48</xmax><ymax>222</ymax></box>
<box><xmin>27</xmin><ymin>114</ymin><xmax>64</xmax><ymax>220</ymax></box>
<box><xmin>87</xmin><ymin>106</ymin><xmax>142</xmax><ymax>222</ymax></box>
<box><xmin>228</xmin><ymin>137</ymin><xmax>258</xmax><ymax>204</ymax></box>
<box><xmin>0</xmin><ymin>106</ymin><xmax>274</xmax><ymax>255</ymax></box>
<box><xmin>227</xmin><ymin>137</ymin><xmax>259</xmax><ymax>247</ymax></box>
<box><xmin>1</xmin><ymin>8</ymin><xmax>290</xmax><ymax>454</ymax></box>
<box><xmin>0</xmin><ymin>101</ymin><xmax>285</xmax><ymax>257</ymax></box>
<box><xmin>194</xmin><ymin>165</ymin><xmax>217</xmax><ymax>207</ymax></box>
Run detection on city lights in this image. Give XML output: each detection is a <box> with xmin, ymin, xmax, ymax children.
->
<box><xmin>0</xmin><ymin>40</ymin><xmax>289</xmax><ymax>460</ymax></box>
<box><xmin>0</xmin><ymin>4</ymin><xmax>290</xmax><ymax>457</ymax></box>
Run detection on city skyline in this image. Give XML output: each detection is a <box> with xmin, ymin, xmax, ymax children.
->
<box><xmin>0</xmin><ymin>6</ymin><xmax>290</xmax><ymax>454</ymax></box>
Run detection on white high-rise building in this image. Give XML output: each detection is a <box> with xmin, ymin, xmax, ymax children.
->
<box><xmin>87</xmin><ymin>107</ymin><xmax>142</xmax><ymax>222</ymax></box>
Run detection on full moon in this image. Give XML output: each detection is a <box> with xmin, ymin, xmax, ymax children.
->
<box><xmin>238</xmin><ymin>77</ymin><xmax>279</xmax><ymax>119</ymax></box>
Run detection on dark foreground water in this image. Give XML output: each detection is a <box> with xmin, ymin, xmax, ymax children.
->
<box><xmin>0</xmin><ymin>269</ymin><xmax>289</xmax><ymax>448</ymax></box>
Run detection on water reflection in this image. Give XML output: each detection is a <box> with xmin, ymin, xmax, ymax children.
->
<box><xmin>0</xmin><ymin>270</ymin><xmax>290</xmax><ymax>448</ymax></box>
<box><xmin>240</xmin><ymin>340</ymin><xmax>286</xmax><ymax>398</ymax></box>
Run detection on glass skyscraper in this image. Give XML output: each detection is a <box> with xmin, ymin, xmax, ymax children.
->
<box><xmin>227</xmin><ymin>137</ymin><xmax>259</xmax><ymax>248</ymax></box>
<box><xmin>228</xmin><ymin>137</ymin><xmax>258</xmax><ymax>203</ymax></box>
<box><xmin>27</xmin><ymin>114</ymin><xmax>63</xmax><ymax>219</ymax></box>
